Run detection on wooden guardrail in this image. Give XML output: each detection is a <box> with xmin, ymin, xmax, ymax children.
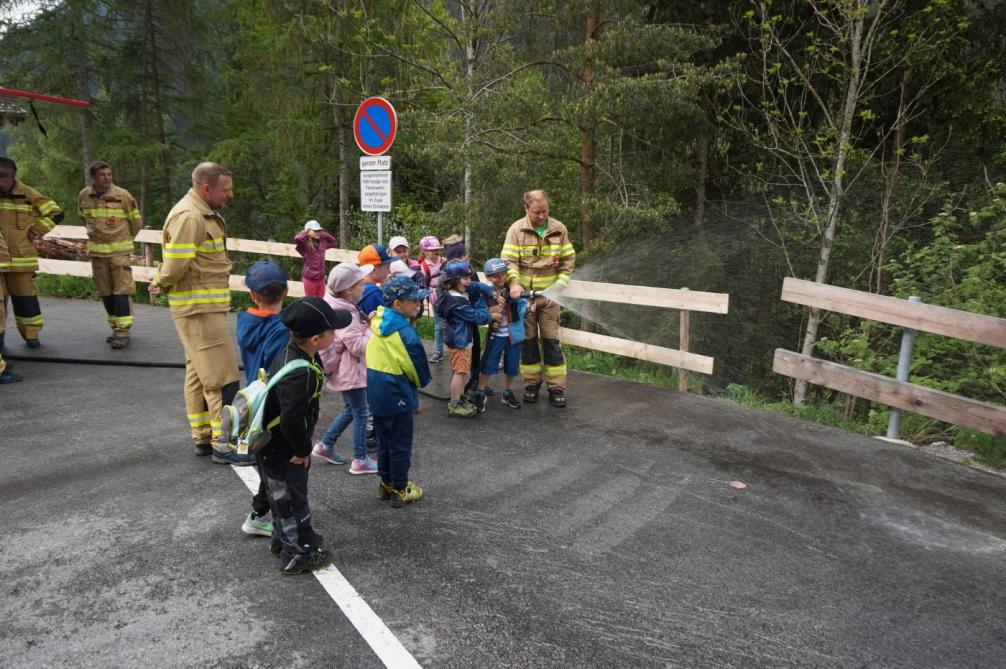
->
<box><xmin>773</xmin><ymin>277</ymin><xmax>1006</xmax><ymax>437</ymax></box>
<box><xmin>41</xmin><ymin>225</ymin><xmax>729</xmax><ymax>389</ymax></box>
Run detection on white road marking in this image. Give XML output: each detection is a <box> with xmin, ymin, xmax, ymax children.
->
<box><xmin>231</xmin><ymin>464</ymin><xmax>422</xmax><ymax>668</ymax></box>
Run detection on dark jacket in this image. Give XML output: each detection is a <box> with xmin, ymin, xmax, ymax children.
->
<box><xmin>236</xmin><ymin>309</ymin><xmax>289</xmax><ymax>384</ymax></box>
<box><xmin>259</xmin><ymin>342</ymin><xmax>325</xmax><ymax>468</ymax></box>
<box><xmin>434</xmin><ymin>282</ymin><xmax>494</xmax><ymax>349</ymax></box>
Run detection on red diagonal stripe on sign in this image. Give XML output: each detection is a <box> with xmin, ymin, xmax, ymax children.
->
<box><xmin>361</xmin><ymin>109</ymin><xmax>388</xmax><ymax>143</ymax></box>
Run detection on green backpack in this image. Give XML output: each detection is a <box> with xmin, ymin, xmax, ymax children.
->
<box><xmin>221</xmin><ymin>359</ymin><xmax>314</xmax><ymax>455</ymax></box>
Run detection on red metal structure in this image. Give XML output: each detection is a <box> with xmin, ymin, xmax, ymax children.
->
<box><xmin>0</xmin><ymin>87</ymin><xmax>90</xmax><ymax>126</ymax></box>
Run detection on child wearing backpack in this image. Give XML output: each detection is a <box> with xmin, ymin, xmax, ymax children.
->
<box><xmin>260</xmin><ymin>297</ymin><xmax>351</xmax><ymax>574</ymax></box>
<box><xmin>433</xmin><ymin>259</ymin><xmax>500</xmax><ymax>418</ymax></box>
<box><xmin>365</xmin><ymin>275</ymin><xmax>432</xmax><ymax>507</ymax></box>
<box><xmin>314</xmin><ymin>263</ymin><xmax>377</xmax><ymax>474</ymax></box>
<box><xmin>235</xmin><ymin>261</ymin><xmax>290</xmax><ymax>538</ymax></box>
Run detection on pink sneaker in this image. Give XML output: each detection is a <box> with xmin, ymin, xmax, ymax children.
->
<box><xmin>349</xmin><ymin>456</ymin><xmax>379</xmax><ymax>475</ymax></box>
<box><xmin>313</xmin><ymin>441</ymin><xmax>348</xmax><ymax>465</ymax></box>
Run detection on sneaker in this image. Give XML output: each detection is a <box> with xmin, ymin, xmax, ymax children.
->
<box><xmin>428</xmin><ymin>351</ymin><xmax>443</xmax><ymax>363</ymax></box>
<box><xmin>475</xmin><ymin>390</ymin><xmax>488</xmax><ymax>413</ymax></box>
<box><xmin>483</xmin><ymin>386</ymin><xmax>495</xmax><ymax>396</ymax></box>
<box><xmin>281</xmin><ymin>547</ymin><xmax>333</xmax><ymax>575</ymax></box>
<box><xmin>273</xmin><ymin>532</ymin><xmax>325</xmax><ymax>556</ymax></box>
<box><xmin>193</xmin><ymin>442</ymin><xmax>212</xmax><ymax>456</ymax></box>
<box><xmin>548</xmin><ymin>388</ymin><xmax>567</xmax><ymax>408</ymax></box>
<box><xmin>501</xmin><ymin>390</ymin><xmax>521</xmax><ymax>409</ymax></box>
<box><xmin>312</xmin><ymin>441</ymin><xmax>348</xmax><ymax>465</ymax></box>
<box><xmin>0</xmin><ymin>368</ymin><xmax>22</xmax><ymax>384</ymax></box>
<box><xmin>523</xmin><ymin>384</ymin><xmax>540</xmax><ymax>404</ymax></box>
<box><xmin>448</xmin><ymin>399</ymin><xmax>477</xmax><ymax>418</ymax></box>
<box><xmin>241</xmin><ymin>511</ymin><xmax>272</xmax><ymax>537</ymax></box>
<box><xmin>211</xmin><ymin>449</ymin><xmax>257</xmax><ymax>466</ymax></box>
<box><xmin>349</xmin><ymin>457</ymin><xmax>379</xmax><ymax>475</ymax></box>
<box><xmin>390</xmin><ymin>481</ymin><xmax>424</xmax><ymax>508</ymax></box>
<box><xmin>25</xmin><ymin>338</ymin><xmax>40</xmax><ymax>349</ymax></box>
<box><xmin>109</xmin><ymin>333</ymin><xmax>130</xmax><ymax>349</ymax></box>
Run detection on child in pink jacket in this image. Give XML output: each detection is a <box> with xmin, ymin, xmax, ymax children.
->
<box><xmin>314</xmin><ymin>262</ymin><xmax>377</xmax><ymax>474</ymax></box>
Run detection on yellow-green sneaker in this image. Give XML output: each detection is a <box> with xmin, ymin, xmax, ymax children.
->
<box><xmin>390</xmin><ymin>481</ymin><xmax>424</xmax><ymax>508</ymax></box>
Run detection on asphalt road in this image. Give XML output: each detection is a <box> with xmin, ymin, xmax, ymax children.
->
<box><xmin>1</xmin><ymin>297</ymin><xmax>1004</xmax><ymax>668</ymax></box>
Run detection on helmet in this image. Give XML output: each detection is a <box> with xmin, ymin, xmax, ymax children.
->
<box><xmin>419</xmin><ymin>235</ymin><xmax>442</xmax><ymax>251</ymax></box>
<box><xmin>441</xmin><ymin>260</ymin><xmax>472</xmax><ymax>280</ymax></box>
<box><xmin>483</xmin><ymin>258</ymin><xmax>507</xmax><ymax>276</ymax></box>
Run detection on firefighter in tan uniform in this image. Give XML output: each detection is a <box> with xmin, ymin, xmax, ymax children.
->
<box><xmin>502</xmin><ymin>190</ymin><xmax>575</xmax><ymax>408</ymax></box>
<box><xmin>149</xmin><ymin>162</ymin><xmax>252</xmax><ymax>465</ymax></box>
<box><xmin>78</xmin><ymin>161</ymin><xmax>143</xmax><ymax>349</ymax></box>
<box><xmin>0</xmin><ymin>156</ymin><xmax>63</xmax><ymax>350</ymax></box>
<box><xmin>0</xmin><ymin>227</ymin><xmax>22</xmax><ymax>383</ymax></box>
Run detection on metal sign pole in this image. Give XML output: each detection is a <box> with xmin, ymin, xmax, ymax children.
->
<box><xmin>377</xmin><ymin>212</ymin><xmax>383</xmax><ymax>246</ymax></box>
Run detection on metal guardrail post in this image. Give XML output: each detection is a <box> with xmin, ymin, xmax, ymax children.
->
<box><xmin>887</xmin><ymin>295</ymin><xmax>922</xmax><ymax>438</ymax></box>
<box><xmin>679</xmin><ymin>288</ymin><xmax>690</xmax><ymax>392</ymax></box>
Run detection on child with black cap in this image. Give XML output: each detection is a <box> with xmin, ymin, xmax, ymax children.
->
<box><xmin>365</xmin><ymin>275</ymin><xmax>433</xmax><ymax>507</ymax></box>
<box><xmin>258</xmin><ymin>296</ymin><xmax>351</xmax><ymax>574</ymax></box>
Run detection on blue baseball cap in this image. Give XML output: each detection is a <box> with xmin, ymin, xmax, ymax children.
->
<box><xmin>442</xmin><ymin>259</ymin><xmax>472</xmax><ymax>280</ymax></box>
<box><xmin>245</xmin><ymin>260</ymin><xmax>287</xmax><ymax>292</ymax></box>
<box><xmin>484</xmin><ymin>258</ymin><xmax>507</xmax><ymax>276</ymax></box>
<box><xmin>382</xmin><ymin>275</ymin><xmax>430</xmax><ymax>303</ymax></box>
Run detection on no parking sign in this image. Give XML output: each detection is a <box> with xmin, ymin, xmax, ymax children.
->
<box><xmin>353</xmin><ymin>97</ymin><xmax>397</xmax><ymax>156</ymax></box>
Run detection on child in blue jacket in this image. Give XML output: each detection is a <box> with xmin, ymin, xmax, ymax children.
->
<box><xmin>473</xmin><ymin>258</ymin><xmax>529</xmax><ymax>411</ymax></box>
<box><xmin>365</xmin><ymin>275</ymin><xmax>433</xmax><ymax>507</ymax></box>
<box><xmin>433</xmin><ymin>259</ymin><xmax>499</xmax><ymax>418</ymax></box>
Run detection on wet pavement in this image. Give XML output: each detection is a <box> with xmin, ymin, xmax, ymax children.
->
<box><xmin>1</xmin><ymin>297</ymin><xmax>1004</xmax><ymax>667</ymax></box>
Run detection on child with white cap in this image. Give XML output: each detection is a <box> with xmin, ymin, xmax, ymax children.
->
<box><xmin>315</xmin><ymin>262</ymin><xmax>378</xmax><ymax>474</ymax></box>
<box><xmin>293</xmin><ymin>220</ymin><xmax>338</xmax><ymax>298</ymax></box>
<box><xmin>388</xmin><ymin>235</ymin><xmax>422</xmax><ymax>274</ymax></box>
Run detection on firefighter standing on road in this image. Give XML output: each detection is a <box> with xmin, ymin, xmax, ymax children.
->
<box><xmin>0</xmin><ymin>156</ymin><xmax>63</xmax><ymax>351</ymax></box>
<box><xmin>501</xmin><ymin>189</ymin><xmax>575</xmax><ymax>408</ymax></box>
<box><xmin>78</xmin><ymin>161</ymin><xmax>142</xmax><ymax>349</ymax></box>
<box><xmin>149</xmin><ymin>162</ymin><xmax>253</xmax><ymax>466</ymax></box>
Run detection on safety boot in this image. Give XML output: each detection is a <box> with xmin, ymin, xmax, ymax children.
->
<box><xmin>25</xmin><ymin>338</ymin><xmax>40</xmax><ymax>349</ymax></box>
<box><xmin>109</xmin><ymin>333</ymin><xmax>130</xmax><ymax>349</ymax></box>
<box><xmin>548</xmin><ymin>388</ymin><xmax>567</xmax><ymax>408</ymax></box>
<box><xmin>523</xmin><ymin>383</ymin><xmax>541</xmax><ymax>404</ymax></box>
<box><xmin>281</xmin><ymin>547</ymin><xmax>333</xmax><ymax>575</ymax></box>
<box><xmin>0</xmin><ymin>366</ymin><xmax>22</xmax><ymax>384</ymax></box>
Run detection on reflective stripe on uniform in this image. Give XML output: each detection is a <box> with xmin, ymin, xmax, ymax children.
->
<box><xmin>196</xmin><ymin>237</ymin><xmax>225</xmax><ymax>253</ymax></box>
<box><xmin>80</xmin><ymin>207</ymin><xmax>130</xmax><ymax>218</ymax></box>
<box><xmin>89</xmin><ymin>240</ymin><xmax>134</xmax><ymax>254</ymax></box>
<box><xmin>167</xmin><ymin>288</ymin><xmax>231</xmax><ymax>307</ymax></box>
<box><xmin>4</xmin><ymin>256</ymin><xmax>39</xmax><ymax>270</ymax></box>
<box><xmin>106</xmin><ymin>315</ymin><xmax>135</xmax><ymax>327</ymax></box>
<box><xmin>36</xmin><ymin>200</ymin><xmax>60</xmax><ymax>216</ymax></box>
<box><xmin>544</xmin><ymin>364</ymin><xmax>567</xmax><ymax>377</ymax></box>
<box><xmin>0</xmin><ymin>203</ymin><xmax>31</xmax><ymax>213</ymax></box>
<box><xmin>188</xmin><ymin>411</ymin><xmax>211</xmax><ymax>428</ymax></box>
<box><xmin>520</xmin><ymin>362</ymin><xmax>543</xmax><ymax>375</ymax></box>
<box><xmin>163</xmin><ymin>242</ymin><xmax>196</xmax><ymax>259</ymax></box>
<box><xmin>15</xmin><ymin>314</ymin><xmax>44</xmax><ymax>326</ymax></box>
<box><xmin>517</xmin><ymin>273</ymin><xmax>558</xmax><ymax>289</ymax></box>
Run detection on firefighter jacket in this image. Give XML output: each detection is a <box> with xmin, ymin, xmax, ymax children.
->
<box><xmin>153</xmin><ymin>189</ymin><xmax>232</xmax><ymax>317</ymax></box>
<box><xmin>500</xmin><ymin>216</ymin><xmax>576</xmax><ymax>291</ymax></box>
<box><xmin>77</xmin><ymin>183</ymin><xmax>142</xmax><ymax>256</ymax></box>
<box><xmin>0</xmin><ymin>179</ymin><xmax>63</xmax><ymax>272</ymax></box>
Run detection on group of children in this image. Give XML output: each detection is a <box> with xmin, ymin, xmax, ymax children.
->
<box><xmin>242</xmin><ymin>228</ymin><xmax>532</xmax><ymax>574</ymax></box>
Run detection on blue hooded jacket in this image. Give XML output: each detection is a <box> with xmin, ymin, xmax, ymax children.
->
<box><xmin>236</xmin><ymin>309</ymin><xmax>289</xmax><ymax>384</ymax></box>
<box><xmin>434</xmin><ymin>281</ymin><xmax>494</xmax><ymax>349</ymax></box>
<box><xmin>357</xmin><ymin>281</ymin><xmax>386</xmax><ymax>315</ymax></box>
<box><xmin>365</xmin><ymin>306</ymin><xmax>432</xmax><ymax>416</ymax></box>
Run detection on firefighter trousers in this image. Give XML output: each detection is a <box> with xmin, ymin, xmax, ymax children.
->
<box><xmin>0</xmin><ymin>271</ymin><xmax>43</xmax><ymax>340</ymax></box>
<box><xmin>520</xmin><ymin>298</ymin><xmax>566</xmax><ymax>390</ymax></box>
<box><xmin>92</xmin><ymin>255</ymin><xmax>135</xmax><ymax>334</ymax></box>
<box><xmin>172</xmin><ymin>310</ymin><xmax>240</xmax><ymax>448</ymax></box>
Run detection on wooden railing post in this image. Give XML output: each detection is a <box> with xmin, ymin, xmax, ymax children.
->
<box><xmin>679</xmin><ymin>288</ymin><xmax>690</xmax><ymax>392</ymax></box>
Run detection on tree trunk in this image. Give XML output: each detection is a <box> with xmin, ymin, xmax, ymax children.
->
<box><xmin>578</xmin><ymin>2</ymin><xmax>600</xmax><ymax>333</ymax></box>
<box><xmin>70</xmin><ymin>1</ymin><xmax>92</xmax><ymax>183</ymax></box>
<box><xmin>461</xmin><ymin>3</ymin><xmax>476</xmax><ymax>251</ymax></box>
<box><xmin>334</xmin><ymin>7</ymin><xmax>349</xmax><ymax>247</ymax></box>
<box><xmin>873</xmin><ymin>68</ymin><xmax>910</xmax><ymax>294</ymax></box>
<box><xmin>145</xmin><ymin>0</ymin><xmax>171</xmax><ymax>204</ymax></box>
<box><xmin>694</xmin><ymin>133</ymin><xmax>708</xmax><ymax>227</ymax></box>
<box><xmin>793</xmin><ymin>5</ymin><xmax>868</xmax><ymax>405</ymax></box>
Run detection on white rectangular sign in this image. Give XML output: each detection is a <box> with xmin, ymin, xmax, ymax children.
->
<box><xmin>360</xmin><ymin>156</ymin><xmax>391</xmax><ymax>171</ymax></box>
<box><xmin>360</xmin><ymin>171</ymin><xmax>392</xmax><ymax>212</ymax></box>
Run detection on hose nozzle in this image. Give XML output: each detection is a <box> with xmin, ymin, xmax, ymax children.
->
<box><xmin>521</xmin><ymin>289</ymin><xmax>545</xmax><ymax>300</ymax></box>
